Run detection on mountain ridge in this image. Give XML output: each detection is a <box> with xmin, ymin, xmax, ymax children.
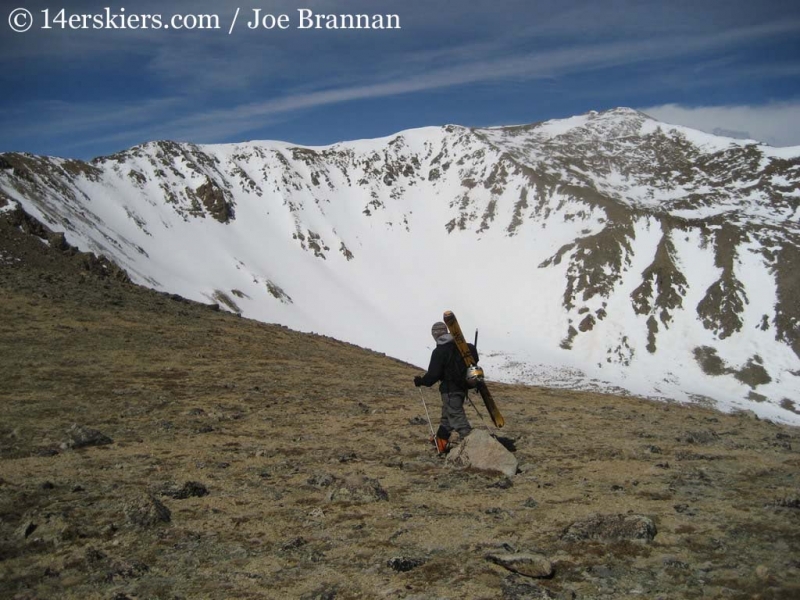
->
<box><xmin>1</xmin><ymin>108</ymin><xmax>798</xmax><ymax>423</ymax></box>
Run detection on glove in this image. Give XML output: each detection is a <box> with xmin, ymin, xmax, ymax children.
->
<box><xmin>413</xmin><ymin>375</ymin><xmax>423</xmax><ymax>387</ymax></box>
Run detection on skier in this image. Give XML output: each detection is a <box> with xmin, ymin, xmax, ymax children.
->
<box><xmin>414</xmin><ymin>321</ymin><xmax>478</xmax><ymax>453</ymax></box>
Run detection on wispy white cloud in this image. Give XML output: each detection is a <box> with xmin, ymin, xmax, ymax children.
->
<box><xmin>94</xmin><ymin>20</ymin><xmax>800</xmax><ymax>144</ymax></box>
<box><xmin>53</xmin><ymin>41</ymin><xmax>668</xmax><ymax>148</ymax></box>
<box><xmin>639</xmin><ymin>101</ymin><xmax>800</xmax><ymax>147</ymax></box>
<box><xmin>3</xmin><ymin>2</ymin><xmax>799</xmax><ymax>156</ymax></box>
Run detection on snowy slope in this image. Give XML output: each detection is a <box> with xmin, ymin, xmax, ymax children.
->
<box><xmin>1</xmin><ymin>108</ymin><xmax>798</xmax><ymax>423</ymax></box>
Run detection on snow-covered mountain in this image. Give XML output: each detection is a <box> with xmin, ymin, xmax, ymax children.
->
<box><xmin>1</xmin><ymin>108</ymin><xmax>798</xmax><ymax>423</ymax></box>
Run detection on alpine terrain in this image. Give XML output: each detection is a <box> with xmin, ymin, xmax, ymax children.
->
<box><xmin>2</xmin><ymin>207</ymin><xmax>800</xmax><ymax>599</ymax></box>
<box><xmin>1</xmin><ymin>108</ymin><xmax>798</xmax><ymax>423</ymax></box>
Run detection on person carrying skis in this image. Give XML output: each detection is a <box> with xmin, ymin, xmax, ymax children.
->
<box><xmin>414</xmin><ymin>321</ymin><xmax>478</xmax><ymax>453</ymax></box>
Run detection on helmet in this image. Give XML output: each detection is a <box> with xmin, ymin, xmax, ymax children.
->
<box><xmin>466</xmin><ymin>365</ymin><xmax>484</xmax><ymax>388</ymax></box>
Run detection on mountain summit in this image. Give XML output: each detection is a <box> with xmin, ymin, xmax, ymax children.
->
<box><xmin>1</xmin><ymin>108</ymin><xmax>798</xmax><ymax>422</ymax></box>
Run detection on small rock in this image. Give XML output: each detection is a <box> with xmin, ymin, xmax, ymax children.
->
<box><xmin>662</xmin><ymin>556</ymin><xmax>689</xmax><ymax>569</ymax></box>
<box><xmin>307</xmin><ymin>473</ymin><xmax>337</xmax><ymax>488</ymax></box>
<box><xmin>491</xmin><ymin>478</ymin><xmax>514</xmax><ymax>490</ymax></box>
<box><xmin>17</xmin><ymin>521</ymin><xmax>37</xmax><ymax>539</ymax></box>
<box><xmin>105</xmin><ymin>559</ymin><xmax>149</xmax><ymax>581</ymax></box>
<box><xmin>523</xmin><ymin>497</ymin><xmax>539</xmax><ymax>508</ymax></box>
<box><xmin>328</xmin><ymin>475</ymin><xmax>388</xmax><ymax>503</ymax></box>
<box><xmin>85</xmin><ymin>547</ymin><xmax>107</xmax><ymax>564</ymax></box>
<box><xmin>486</xmin><ymin>553</ymin><xmax>554</xmax><ymax>578</ymax></box>
<box><xmin>561</xmin><ymin>514</ymin><xmax>657</xmax><ymax>543</ymax></box>
<box><xmin>63</xmin><ymin>424</ymin><xmax>113</xmax><ymax>449</ymax></box>
<box><xmin>17</xmin><ymin>513</ymin><xmax>76</xmax><ymax>544</ymax></box>
<box><xmin>300</xmin><ymin>583</ymin><xmax>339</xmax><ymax>600</ymax></box>
<box><xmin>734</xmin><ymin>409</ymin><xmax>760</xmax><ymax>420</ymax></box>
<box><xmin>35</xmin><ymin>446</ymin><xmax>60</xmax><ymax>457</ymax></box>
<box><xmin>589</xmin><ymin>565</ymin><xmax>614</xmax><ymax>579</ymax></box>
<box><xmin>387</xmin><ymin>556</ymin><xmax>425</xmax><ymax>572</ymax></box>
<box><xmin>161</xmin><ymin>481</ymin><xmax>208</xmax><ymax>499</ymax></box>
<box><xmin>280</xmin><ymin>537</ymin><xmax>308</xmax><ymax>552</ymax></box>
<box><xmin>770</xmin><ymin>496</ymin><xmax>800</xmax><ymax>509</ymax></box>
<box><xmin>502</xmin><ymin>574</ymin><xmax>568</xmax><ymax>599</ymax></box>
<box><xmin>673</xmin><ymin>504</ymin><xmax>697</xmax><ymax>516</ymax></box>
<box><xmin>678</xmin><ymin>430</ymin><xmax>719</xmax><ymax>445</ymax></box>
<box><xmin>123</xmin><ymin>494</ymin><xmax>171</xmax><ymax>528</ymax></box>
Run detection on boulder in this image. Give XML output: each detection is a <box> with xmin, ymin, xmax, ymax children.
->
<box><xmin>446</xmin><ymin>429</ymin><xmax>518</xmax><ymax>478</ymax></box>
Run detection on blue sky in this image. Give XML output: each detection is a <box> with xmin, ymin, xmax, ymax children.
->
<box><xmin>1</xmin><ymin>0</ymin><xmax>799</xmax><ymax>159</ymax></box>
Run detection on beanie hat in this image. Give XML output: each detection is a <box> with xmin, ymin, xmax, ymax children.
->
<box><xmin>431</xmin><ymin>321</ymin><xmax>449</xmax><ymax>339</ymax></box>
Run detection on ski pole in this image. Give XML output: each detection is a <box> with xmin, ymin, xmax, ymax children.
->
<box><xmin>417</xmin><ymin>388</ymin><xmax>440</xmax><ymax>455</ymax></box>
<box><xmin>466</xmin><ymin>391</ymin><xmax>487</xmax><ymax>423</ymax></box>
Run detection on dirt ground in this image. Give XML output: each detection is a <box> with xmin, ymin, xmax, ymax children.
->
<box><xmin>1</xmin><ymin>213</ymin><xmax>798</xmax><ymax>599</ymax></box>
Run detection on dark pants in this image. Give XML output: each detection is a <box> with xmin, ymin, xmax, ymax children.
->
<box><xmin>437</xmin><ymin>391</ymin><xmax>472</xmax><ymax>439</ymax></box>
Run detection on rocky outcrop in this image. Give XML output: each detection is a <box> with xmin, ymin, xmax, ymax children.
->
<box><xmin>192</xmin><ymin>177</ymin><xmax>235</xmax><ymax>223</ymax></box>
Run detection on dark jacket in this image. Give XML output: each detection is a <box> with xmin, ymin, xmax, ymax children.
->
<box><xmin>420</xmin><ymin>334</ymin><xmax>479</xmax><ymax>394</ymax></box>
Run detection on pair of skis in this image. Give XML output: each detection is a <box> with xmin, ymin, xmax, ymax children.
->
<box><xmin>443</xmin><ymin>310</ymin><xmax>505</xmax><ymax>428</ymax></box>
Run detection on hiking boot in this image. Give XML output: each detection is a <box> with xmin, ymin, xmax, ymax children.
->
<box><xmin>430</xmin><ymin>436</ymin><xmax>450</xmax><ymax>454</ymax></box>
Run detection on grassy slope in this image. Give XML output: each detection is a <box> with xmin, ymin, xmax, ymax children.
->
<box><xmin>0</xmin><ymin>213</ymin><xmax>798</xmax><ymax>600</ymax></box>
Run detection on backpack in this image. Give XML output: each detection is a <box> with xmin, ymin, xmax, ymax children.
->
<box><xmin>443</xmin><ymin>342</ymin><xmax>470</xmax><ymax>389</ymax></box>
